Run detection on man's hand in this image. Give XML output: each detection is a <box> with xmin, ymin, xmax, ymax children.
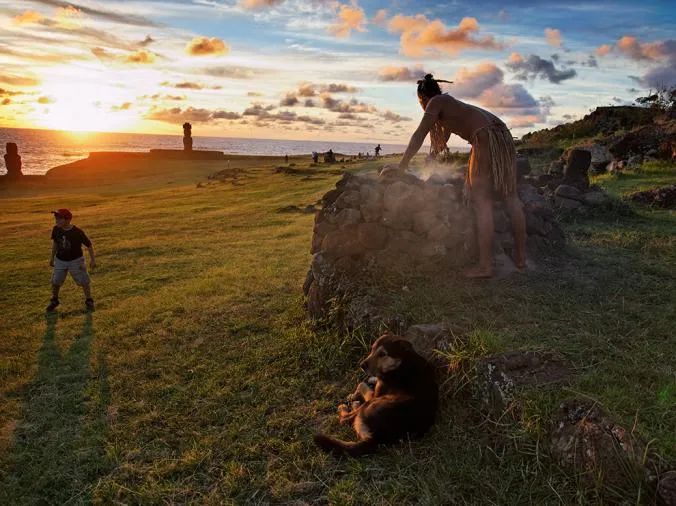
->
<box><xmin>90</xmin><ymin>259</ymin><xmax>97</xmax><ymax>269</ymax></box>
<box><xmin>379</xmin><ymin>163</ymin><xmax>405</xmax><ymax>177</ymax></box>
<box><xmin>49</xmin><ymin>259</ymin><xmax>54</xmax><ymax>267</ymax></box>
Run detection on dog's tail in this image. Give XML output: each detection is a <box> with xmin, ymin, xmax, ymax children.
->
<box><xmin>313</xmin><ymin>433</ymin><xmax>377</xmax><ymax>457</ymax></box>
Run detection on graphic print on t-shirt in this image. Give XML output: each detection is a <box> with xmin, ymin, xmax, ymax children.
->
<box><xmin>57</xmin><ymin>235</ymin><xmax>72</xmax><ymax>257</ymax></box>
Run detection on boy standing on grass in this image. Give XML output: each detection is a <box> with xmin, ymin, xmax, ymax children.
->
<box><xmin>47</xmin><ymin>208</ymin><xmax>96</xmax><ymax>312</ymax></box>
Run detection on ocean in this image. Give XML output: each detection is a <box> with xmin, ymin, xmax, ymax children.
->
<box><xmin>0</xmin><ymin>127</ymin><xmax>411</xmax><ymax>175</ymax></box>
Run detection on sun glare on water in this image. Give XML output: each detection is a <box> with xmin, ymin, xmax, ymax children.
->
<box><xmin>33</xmin><ymin>81</ymin><xmax>137</xmax><ymax>133</ymax></box>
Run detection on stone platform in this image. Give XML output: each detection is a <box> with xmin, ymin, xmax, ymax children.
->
<box><xmin>88</xmin><ymin>149</ymin><xmax>226</xmax><ymax>161</ymax></box>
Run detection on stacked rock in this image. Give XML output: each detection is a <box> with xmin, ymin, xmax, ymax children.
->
<box><xmin>3</xmin><ymin>143</ymin><xmax>22</xmax><ymax>177</ymax></box>
<box><xmin>304</xmin><ymin>170</ymin><xmax>565</xmax><ymax>323</ymax></box>
<box><xmin>183</xmin><ymin>122</ymin><xmax>193</xmax><ymax>152</ymax></box>
<box><xmin>525</xmin><ymin>148</ymin><xmax>613</xmax><ymax>211</ymax></box>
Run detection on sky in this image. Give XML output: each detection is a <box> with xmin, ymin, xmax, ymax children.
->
<box><xmin>0</xmin><ymin>0</ymin><xmax>674</xmax><ymax>145</ymax></box>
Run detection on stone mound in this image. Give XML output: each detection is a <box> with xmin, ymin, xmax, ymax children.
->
<box><xmin>304</xmin><ymin>170</ymin><xmax>565</xmax><ymax>329</ymax></box>
<box><xmin>628</xmin><ymin>184</ymin><xmax>676</xmax><ymax>209</ymax></box>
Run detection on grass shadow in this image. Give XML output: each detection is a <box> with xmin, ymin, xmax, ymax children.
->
<box><xmin>0</xmin><ymin>313</ymin><xmax>110</xmax><ymax>504</ymax></box>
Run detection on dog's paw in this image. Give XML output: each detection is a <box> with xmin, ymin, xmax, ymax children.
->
<box><xmin>337</xmin><ymin>403</ymin><xmax>349</xmax><ymax>414</ymax></box>
<box><xmin>350</xmin><ymin>400</ymin><xmax>362</xmax><ymax>410</ymax></box>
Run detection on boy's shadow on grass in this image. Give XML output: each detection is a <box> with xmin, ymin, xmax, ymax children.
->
<box><xmin>1</xmin><ymin>312</ymin><xmax>110</xmax><ymax>504</ymax></box>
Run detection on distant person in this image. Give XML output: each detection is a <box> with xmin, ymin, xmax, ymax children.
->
<box><xmin>312</xmin><ymin>151</ymin><xmax>319</xmax><ymax>163</ymax></box>
<box><xmin>375</xmin><ymin>144</ymin><xmax>382</xmax><ymax>157</ymax></box>
<box><xmin>390</xmin><ymin>74</ymin><xmax>526</xmax><ymax>278</ymax></box>
<box><xmin>284</xmin><ymin>154</ymin><xmax>289</xmax><ymax>164</ymax></box>
<box><xmin>47</xmin><ymin>209</ymin><xmax>96</xmax><ymax>312</ymax></box>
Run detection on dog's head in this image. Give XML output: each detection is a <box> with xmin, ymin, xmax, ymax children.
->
<box><xmin>360</xmin><ymin>333</ymin><xmax>415</xmax><ymax>376</ymax></box>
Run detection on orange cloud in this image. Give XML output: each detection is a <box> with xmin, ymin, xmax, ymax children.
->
<box><xmin>378</xmin><ymin>65</ymin><xmax>427</xmax><ymax>82</ymax></box>
<box><xmin>596</xmin><ymin>44</ymin><xmax>612</xmax><ymax>56</ymax></box>
<box><xmin>55</xmin><ymin>4</ymin><xmax>83</xmax><ymax>29</ymax></box>
<box><xmin>13</xmin><ymin>10</ymin><xmax>43</xmax><ymax>25</ymax></box>
<box><xmin>2</xmin><ymin>98</ymin><xmax>11</xmax><ymax>106</ymax></box>
<box><xmin>125</xmin><ymin>50</ymin><xmax>156</xmax><ymax>64</ymax></box>
<box><xmin>388</xmin><ymin>15</ymin><xmax>502</xmax><ymax>57</ymax></box>
<box><xmin>508</xmin><ymin>52</ymin><xmax>524</xmax><ymax>64</ymax></box>
<box><xmin>328</xmin><ymin>2</ymin><xmax>367</xmax><ymax>38</ymax></box>
<box><xmin>544</xmin><ymin>28</ymin><xmax>561</xmax><ymax>47</ymax></box>
<box><xmin>186</xmin><ymin>36</ymin><xmax>229</xmax><ymax>56</ymax></box>
<box><xmin>38</xmin><ymin>96</ymin><xmax>54</xmax><ymax>104</ymax></box>
<box><xmin>239</xmin><ymin>0</ymin><xmax>283</xmax><ymax>9</ymax></box>
<box><xmin>372</xmin><ymin>9</ymin><xmax>388</xmax><ymax>26</ymax></box>
<box><xmin>596</xmin><ymin>36</ymin><xmax>673</xmax><ymax>61</ymax></box>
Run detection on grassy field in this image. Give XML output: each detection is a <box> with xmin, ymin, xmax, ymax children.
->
<box><xmin>0</xmin><ymin>154</ymin><xmax>673</xmax><ymax>504</ymax></box>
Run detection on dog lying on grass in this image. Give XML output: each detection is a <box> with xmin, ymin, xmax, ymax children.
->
<box><xmin>314</xmin><ymin>333</ymin><xmax>439</xmax><ymax>457</ymax></box>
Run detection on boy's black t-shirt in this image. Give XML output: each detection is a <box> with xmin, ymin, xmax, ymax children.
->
<box><xmin>51</xmin><ymin>225</ymin><xmax>92</xmax><ymax>261</ymax></box>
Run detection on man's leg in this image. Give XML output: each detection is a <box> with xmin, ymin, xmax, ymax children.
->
<box><xmin>52</xmin><ymin>283</ymin><xmax>61</xmax><ymax>300</ymax></box>
<box><xmin>504</xmin><ymin>193</ymin><xmax>527</xmax><ymax>270</ymax></box>
<box><xmin>464</xmin><ymin>175</ymin><xmax>495</xmax><ymax>278</ymax></box>
<box><xmin>82</xmin><ymin>283</ymin><xmax>92</xmax><ymax>300</ymax></box>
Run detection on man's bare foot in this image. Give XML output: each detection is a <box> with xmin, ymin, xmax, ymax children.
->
<box><xmin>462</xmin><ymin>265</ymin><xmax>494</xmax><ymax>278</ymax></box>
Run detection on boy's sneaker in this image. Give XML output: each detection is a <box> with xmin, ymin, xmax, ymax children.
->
<box><xmin>85</xmin><ymin>298</ymin><xmax>95</xmax><ymax>312</ymax></box>
<box><xmin>46</xmin><ymin>298</ymin><xmax>60</xmax><ymax>312</ymax></box>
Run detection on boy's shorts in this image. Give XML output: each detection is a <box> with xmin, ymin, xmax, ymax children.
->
<box><xmin>52</xmin><ymin>256</ymin><xmax>90</xmax><ymax>286</ymax></box>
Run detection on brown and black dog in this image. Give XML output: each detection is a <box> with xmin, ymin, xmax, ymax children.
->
<box><xmin>314</xmin><ymin>333</ymin><xmax>438</xmax><ymax>457</ymax></box>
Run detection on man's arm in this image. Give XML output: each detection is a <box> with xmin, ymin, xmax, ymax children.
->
<box><xmin>50</xmin><ymin>242</ymin><xmax>56</xmax><ymax>266</ymax></box>
<box><xmin>399</xmin><ymin>99</ymin><xmax>442</xmax><ymax>169</ymax></box>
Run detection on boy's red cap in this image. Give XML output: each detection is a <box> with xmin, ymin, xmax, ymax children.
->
<box><xmin>52</xmin><ymin>208</ymin><xmax>72</xmax><ymax>220</ymax></box>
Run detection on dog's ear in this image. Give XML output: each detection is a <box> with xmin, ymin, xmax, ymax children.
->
<box><xmin>380</xmin><ymin>356</ymin><xmax>401</xmax><ymax>373</ymax></box>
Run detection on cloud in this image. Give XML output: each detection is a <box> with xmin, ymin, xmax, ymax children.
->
<box><xmin>30</xmin><ymin>0</ymin><xmax>158</xmax><ymax>27</ymax></box>
<box><xmin>162</xmin><ymin>81</ymin><xmax>222</xmax><ymax>90</ymax></box>
<box><xmin>372</xmin><ymin>9</ymin><xmax>388</xmax><ymax>26</ymax></box>
<box><xmin>388</xmin><ymin>15</ymin><xmax>502</xmax><ymax>57</ymax></box>
<box><xmin>37</xmin><ymin>96</ymin><xmax>54</xmax><ymax>104</ymax></box>
<box><xmin>382</xmin><ymin>110</ymin><xmax>411</xmax><ymax>123</ymax></box>
<box><xmin>13</xmin><ymin>10</ymin><xmax>44</xmax><ymax>25</ymax></box>
<box><xmin>202</xmin><ymin>66</ymin><xmax>258</xmax><ymax>79</ymax></box>
<box><xmin>581</xmin><ymin>55</ymin><xmax>598</xmax><ymax>67</ymax></box>
<box><xmin>279</xmin><ymin>82</ymin><xmax>361</xmax><ymax>106</ymax></box>
<box><xmin>247</xmin><ymin>91</ymin><xmax>263</xmax><ymax>97</ymax></box>
<box><xmin>91</xmin><ymin>47</ymin><xmax>114</xmax><ymax>60</ymax></box>
<box><xmin>212</xmin><ymin>110</ymin><xmax>241</xmax><ymax>119</ymax></box>
<box><xmin>2</xmin><ymin>98</ymin><xmax>11</xmax><ymax>105</ymax></box>
<box><xmin>596</xmin><ymin>44</ymin><xmax>612</xmax><ymax>56</ymax></box>
<box><xmin>328</xmin><ymin>2</ymin><xmax>367</xmax><ymax>38</ymax></box>
<box><xmin>447</xmin><ymin>62</ymin><xmax>550</xmax><ymax>129</ymax></box>
<box><xmin>378</xmin><ymin>65</ymin><xmax>428</xmax><ymax>82</ymax></box>
<box><xmin>0</xmin><ymin>88</ymin><xmax>24</xmax><ymax>96</ymax></box>
<box><xmin>54</xmin><ymin>4</ymin><xmax>83</xmax><ymax>29</ymax></box>
<box><xmin>111</xmin><ymin>102</ymin><xmax>132</xmax><ymax>111</ymax></box>
<box><xmin>544</xmin><ymin>28</ymin><xmax>562</xmax><ymax>48</ymax></box>
<box><xmin>597</xmin><ymin>37</ymin><xmax>676</xmax><ymax>88</ymax></box>
<box><xmin>506</xmin><ymin>54</ymin><xmax>576</xmax><ymax>83</ymax></box>
<box><xmin>0</xmin><ymin>74</ymin><xmax>40</xmax><ymax>86</ymax></box>
<box><xmin>239</xmin><ymin>0</ymin><xmax>284</xmax><ymax>9</ymax></box>
<box><xmin>280</xmin><ymin>93</ymin><xmax>299</xmax><ymax>106</ymax></box>
<box><xmin>242</xmin><ymin>102</ymin><xmax>326</xmax><ymax>126</ymax></box>
<box><xmin>450</xmin><ymin>63</ymin><xmax>503</xmax><ymax>98</ymax></box>
<box><xmin>137</xmin><ymin>35</ymin><xmax>155</xmax><ymax>47</ymax></box>
<box><xmin>125</xmin><ymin>49</ymin><xmax>156</xmax><ymax>64</ymax></box>
<box><xmin>186</xmin><ymin>37</ymin><xmax>229</xmax><ymax>56</ymax></box>
<box><xmin>320</xmin><ymin>94</ymin><xmax>376</xmax><ymax>114</ymax></box>
<box><xmin>91</xmin><ymin>47</ymin><xmax>157</xmax><ymax>64</ymax></box>
<box><xmin>145</xmin><ymin>106</ymin><xmax>241</xmax><ymax>123</ymax></box>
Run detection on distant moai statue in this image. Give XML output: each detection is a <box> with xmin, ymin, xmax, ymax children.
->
<box><xmin>4</xmin><ymin>143</ymin><xmax>22</xmax><ymax>177</ymax></box>
<box><xmin>183</xmin><ymin>122</ymin><xmax>193</xmax><ymax>152</ymax></box>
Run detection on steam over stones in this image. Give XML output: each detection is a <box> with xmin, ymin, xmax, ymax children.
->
<box><xmin>304</xmin><ymin>170</ymin><xmax>564</xmax><ymax>327</ymax></box>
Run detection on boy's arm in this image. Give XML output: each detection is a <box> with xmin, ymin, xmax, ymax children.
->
<box><xmin>86</xmin><ymin>244</ymin><xmax>96</xmax><ymax>268</ymax></box>
<box><xmin>50</xmin><ymin>242</ymin><xmax>56</xmax><ymax>266</ymax></box>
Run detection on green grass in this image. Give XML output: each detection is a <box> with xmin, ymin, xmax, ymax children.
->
<box><xmin>0</xmin><ymin>154</ymin><xmax>673</xmax><ymax>504</ymax></box>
